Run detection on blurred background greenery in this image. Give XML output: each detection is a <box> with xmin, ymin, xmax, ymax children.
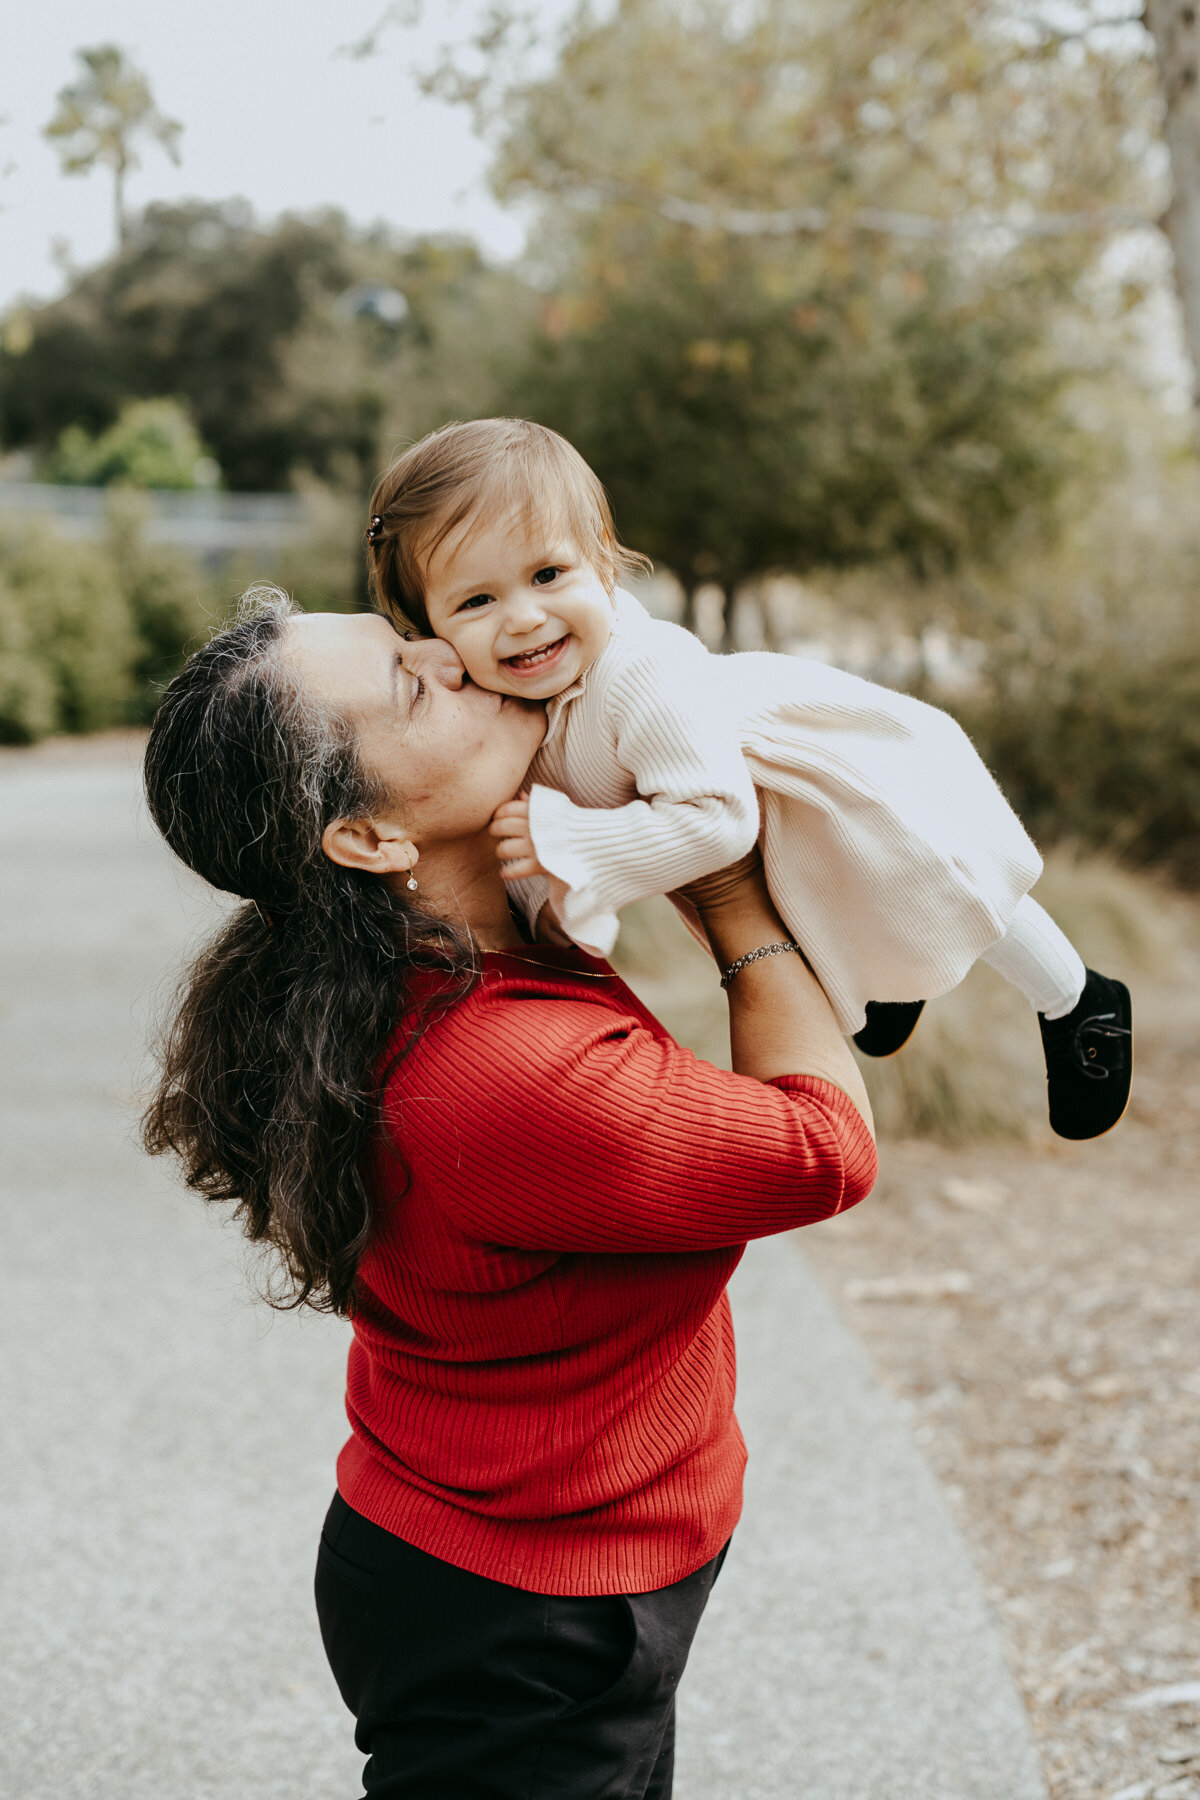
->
<box><xmin>2</xmin><ymin>0</ymin><xmax>1197</xmax><ymax>1136</ymax></box>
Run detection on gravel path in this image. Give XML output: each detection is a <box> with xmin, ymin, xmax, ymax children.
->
<box><xmin>1</xmin><ymin>745</ymin><xmax>1048</xmax><ymax>1799</ymax></box>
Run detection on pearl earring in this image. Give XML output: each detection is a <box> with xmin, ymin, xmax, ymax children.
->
<box><xmin>406</xmin><ymin>870</ymin><xmax>418</xmax><ymax>892</ymax></box>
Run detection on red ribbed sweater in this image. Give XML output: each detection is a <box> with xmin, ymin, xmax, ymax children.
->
<box><xmin>338</xmin><ymin>946</ymin><xmax>877</xmax><ymax>1596</ymax></box>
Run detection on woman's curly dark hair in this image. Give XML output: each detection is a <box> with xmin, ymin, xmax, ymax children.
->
<box><xmin>141</xmin><ymin>588</ymin><xmax>477</xmax><ymax>1315</ymax></box>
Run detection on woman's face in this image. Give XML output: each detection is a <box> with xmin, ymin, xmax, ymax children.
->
<box><xmin>281</xmin><ymin>611</ymin><xmax>546</xmax><ymax>844</ymax></box>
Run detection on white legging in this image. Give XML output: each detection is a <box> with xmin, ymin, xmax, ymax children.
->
<box><xmin>979</xmin><ymin>894</ymin><xmax>1086</xmax><ymax>1020</ymax></box>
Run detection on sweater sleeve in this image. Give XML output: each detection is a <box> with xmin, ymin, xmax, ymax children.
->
<box><xmin>527</xmin><ymin>645</ymin><xmax>760</xmax><ymax>958</ymax></box>
<box><xmin>397</xmin><ymin>994</ymin><xmax>876</xmax><ymax>1254</ymax></box>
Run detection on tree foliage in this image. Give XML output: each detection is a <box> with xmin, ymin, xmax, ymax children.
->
<box><xmin>436</xmin><ymin>0</ymin><xmax>1159</xmax><ymax>255</ymax></box>
<box><xmin>0</xmin><ymin>203</ymin><xmax>531</xmax><ymax>491</ymax></box>
<box><xmin>503</xmin><ymin>246</ymin><xmax>1075</xmax><ymax>634</ymax></box>
<box><xmin>471</xmin><ymin>0</ymin><xmax>1112</xmax><ymax>630</ymax></box>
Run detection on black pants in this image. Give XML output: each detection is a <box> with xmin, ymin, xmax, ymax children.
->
<box><xmin>314</xmin><ymin>1492</ymin><xmax>728</xmax><ymax>1799</ymax></box>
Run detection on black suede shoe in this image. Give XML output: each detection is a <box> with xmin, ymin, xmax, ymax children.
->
<box><xmin>1039</xmin><ymin>969</ymin><xmax>1133</xmax><ymax>1141</ymax></box>
<box><xmin>853</xmin><ymin>999</ymin><xmax>926</xmax><ymax>1058</ymax></box>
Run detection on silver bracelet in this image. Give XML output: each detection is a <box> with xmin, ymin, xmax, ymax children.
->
<box><xmin>719</xmin><ymin>940</ymin><xmax>801</xmax><ymax>989</ymax></box>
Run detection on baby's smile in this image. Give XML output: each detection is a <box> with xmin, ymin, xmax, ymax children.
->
<box><xmin>501</xmin><ymin>635</ymin><xmax>573</xmax><ymax>678</ymax></box>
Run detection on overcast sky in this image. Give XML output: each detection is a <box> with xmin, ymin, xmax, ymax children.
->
<box><xmin>1</xmin><ymin>1</ymin><xmax>576</xmax><ymax>313</ymax></box>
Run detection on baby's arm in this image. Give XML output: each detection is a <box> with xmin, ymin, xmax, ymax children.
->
<box><xmin>499</xmin><ymin>647</ymin><xmax>760</xmax><ymax>957</ymax></box>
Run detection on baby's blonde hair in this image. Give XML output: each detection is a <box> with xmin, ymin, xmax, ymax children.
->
<box><xmin>366</xmin><ymin>418</ymin><xmax>650</xmax><ymax>634</ymax></box>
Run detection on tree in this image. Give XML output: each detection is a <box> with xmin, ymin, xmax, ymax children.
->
<box><xmin>1144</xmin><ymin>1</ymin><xmax>1200</xmax><ymax>420</ymax></box>
<box><xmin>455</xmin><ymin>0</ymin><xmax>1097</xmax><ymax>637</ymax></box>
<box><xmin>44</xmin><ymin>44</ymin><xmax>182</xmax><ymax>250</ymax></box>
<box><xmin>428</xmin><ymin>0</ymin><xmax>1159</xmax><ymax>259</ymax></box>
<box><xmin>502</xmin><ymin>245</ymin><xmax>1075</xmax><ymax>646</ymax></box>
<box><xmin>430</xmin><ymin>0</ymin><xmax>1200</xmax><ymax>437</ymax></box>
<box><xmin>0</xmin><ymin>202</ymin><xmax>534</xmax><ymax>491</ymax></box>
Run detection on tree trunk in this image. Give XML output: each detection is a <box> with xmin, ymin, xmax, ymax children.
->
<box><xmin>680</xmin><ymin>582</ymin><xmax>699</xmax><ymax>636</ymax></box>
<box><xmin>1145</xmin><ymin>0</ymin><xmax>1200</xmax><ymax>427</ymax></box>
<box><xmin>114</xmin><ymin>164</ymin><xmax>127</xmax><ymax>249</ymax></box>
<box><xmin>719</xmin><ymin>583</ymin><xmax>739</xmax><ymax>654</ymax></box>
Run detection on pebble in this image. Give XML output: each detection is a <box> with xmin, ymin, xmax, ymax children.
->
<box><xmin>1128</xmin><ymin>1682</ymin><xmax>1200</xmax><ymax>1711</ymax></box>
<box><xmin>1110</xmin><ymin>1782</ymin><xmax>1153</xmax><ymax>1800</ymax></box>
<box><xmin>940</xmin><ymin>1175</ymin><xmax>1009</xmax><ymax>1210</ymax></box>
<box><xmin>1160</xmin><ymin>1747</ymin><xmax>1200</xmax><ymax>1765</ymax></box>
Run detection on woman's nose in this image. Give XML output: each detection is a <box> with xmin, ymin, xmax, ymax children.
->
<box><xmin>401</xmin><ymin>637</ymin><xmax>467</xmax><ymax>687</ymax></box>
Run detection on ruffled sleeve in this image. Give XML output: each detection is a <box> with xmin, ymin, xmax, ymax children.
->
<box><xmin>527</xmin><ymin>643</ymin><xmax>759</xmax><ymax>956</ymax></box>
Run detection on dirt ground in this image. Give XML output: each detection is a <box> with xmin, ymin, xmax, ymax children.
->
<box><xmin>803</xmin><ymin>952</ymin><xmax>1200</xmax><ymax>1800</ymax></box>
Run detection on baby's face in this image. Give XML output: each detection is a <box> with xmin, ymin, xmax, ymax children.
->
<box><xmin>421</xmin><ymin>507</ymin><xmax>614</xmax><ymax>700</ymax></box>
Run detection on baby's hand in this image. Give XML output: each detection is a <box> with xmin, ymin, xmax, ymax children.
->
<box><xmin>490</xmin><ymin>797</ymin><xmax>548</xmax><ymax>882</ymax></box>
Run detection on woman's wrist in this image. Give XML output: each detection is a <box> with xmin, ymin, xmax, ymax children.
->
<box><xmin>675</xmin><ymin>850</ymin><xmax>791</xmax><ymax>968</ymax></box>
<box><xmin>675</xmin><ymin>847</ymin><xmax>765</xmax><ymax>915</ymax></box>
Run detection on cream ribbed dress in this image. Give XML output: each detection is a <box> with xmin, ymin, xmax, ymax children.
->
<box><xmin>521</xmin><ymin>589</ymin><xmax>1042</xmax><ymax>1035</ymax></box>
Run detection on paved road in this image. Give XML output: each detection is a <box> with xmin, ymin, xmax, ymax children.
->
<box><xmin>0</xmin><ymin>749</ymin><xmax>1049</xmax><ymax>1800</ymax></box>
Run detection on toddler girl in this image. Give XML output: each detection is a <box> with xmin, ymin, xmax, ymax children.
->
<box><xmin>365</xmin><ymin>418</ymin><xmax>1131</xmax><ymax>1141</ymax></box>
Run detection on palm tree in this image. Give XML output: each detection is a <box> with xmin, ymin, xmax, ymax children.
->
<box><xmin>44</xmin><ymin>45</ymin><xmax>182</xmax><ymax>250</ymax></box>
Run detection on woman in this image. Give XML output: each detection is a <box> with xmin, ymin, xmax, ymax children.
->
<box><xmin>142</xmin><ymin>589</ymin><xmax>876</xmax><ymax>1800</ymax></box>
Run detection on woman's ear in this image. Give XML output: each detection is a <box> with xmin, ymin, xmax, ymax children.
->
<box><xmin>322</xmin><ymin>815</ymin><xmax>418</xmax><ymax>877</ymax></box>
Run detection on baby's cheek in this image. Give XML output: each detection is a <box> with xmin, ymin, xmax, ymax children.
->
<box><xmin>457</xmin><ymin>638</ymin><xmax>503</xmax><ymax>691</ymax></box>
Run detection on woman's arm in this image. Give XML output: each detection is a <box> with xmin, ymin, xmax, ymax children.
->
<box><xmin>392</xmin><ymin>880</ymin><xmax>876</xmax><ymax>1257</ymax></box>
<box><xmin>679</xmin><ymin>851</ymin><xmax>875</xmax><ymax>1132</ymax></box>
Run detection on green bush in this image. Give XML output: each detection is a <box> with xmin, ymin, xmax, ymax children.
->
<box><xmin>43</xmin><ymin>397</ymin><xmax>217</xmax><ymax>490</ymax></box>
<box><xmin>0</xmin><ymin>577</ymin><xmax>58</xmax><ymax>741</ymax></box>
<box><xmin>954</xmin><ymin>646</ymin><xmax>1200</xmax><ymax>888</ymax></box>
<box><xmin>223</xmin><ymin>482</ymin><xmax>366</xmax><ymax>615</ymax></box>
<box><xmin>0</xmin><ymin>531</ymin><xmax>143</xmax><ymax>735</ymax></box>
<box><xmin>0</xmin><ymin>515</ymin><xmax>214</xmax><ymax>742</ymax></box>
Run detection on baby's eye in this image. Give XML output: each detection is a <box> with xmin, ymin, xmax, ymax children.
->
<box><xmin>532</xmin><ymin>566</ymin><xmax>561</xmax><ymax>586</ymax></box>
<box><xmin>456</xmin><ymin>593</ymin><xmax>493</xmax><ymax>613</ymax></box>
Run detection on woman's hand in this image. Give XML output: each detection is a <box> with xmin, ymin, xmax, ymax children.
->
<box><xmin>490</xmin><ymin>797</ymin><xmax>549</xmax><ymax>883</ymax></box>
<box><xmin>674</xmin><ymin>847</ymin><xmax>768</xmax><ymax>917</ymax></box>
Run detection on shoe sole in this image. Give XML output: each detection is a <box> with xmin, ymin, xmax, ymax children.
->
<box><xmin>853</xmin><ymin>1003</ymin><xmax>926</xmax><ymax>1060</ymax></box>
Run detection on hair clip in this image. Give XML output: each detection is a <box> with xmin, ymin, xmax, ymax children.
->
<box><xmin>366</xmin><ymin>514</ymin><xmax>384</xmax><ymax>546</ymax></box>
